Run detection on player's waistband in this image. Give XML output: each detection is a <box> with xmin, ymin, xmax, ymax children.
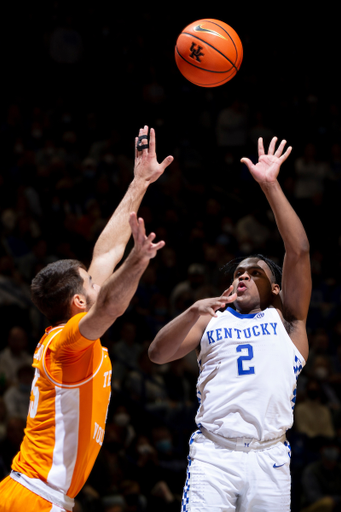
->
<box><xmin>10</xmin><ymin>470</ymin><xmax>74</xmax><ymax>511</ymax></box>
<box><xmin>200</xmin><ymin>426</ymin><xmax>286</xmax><ymax>452</ymax></box>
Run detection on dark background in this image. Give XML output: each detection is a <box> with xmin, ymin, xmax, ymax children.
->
<box><xmin>1</xmin><ymin>3</ymin><xmax>341</xmax><ymax>511</ymax></box>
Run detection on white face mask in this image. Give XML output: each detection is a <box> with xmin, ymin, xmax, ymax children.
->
<box><xmin>113</xmin><ymin>413</ymin><xmax>130</xmax><ymax>427</ymax></box>
<box><xmin>137</xmin><ymin>444</ymin><xmax>154</xmax><ymax>455</ymax></box>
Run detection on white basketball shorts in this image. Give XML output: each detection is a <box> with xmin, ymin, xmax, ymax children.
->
<box><xmin>181</xmin><ymin>430</ymin><xmax>291</xmax><ymax>512</ymax></box>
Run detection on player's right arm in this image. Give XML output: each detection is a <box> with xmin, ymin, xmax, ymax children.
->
<box><xmin>148</xmin><ymin>287</ymin><xmax>237</xmax><ymax>364</ymax></box>
<box><xmin>241</xmin><ymin>137</ymin><xmax>311</xmax><ymax>360</ymax></box>
<box><xmin>79</xmin><ymin>213</ymin><xmax>164</xmax><ymax>341</ymax></box>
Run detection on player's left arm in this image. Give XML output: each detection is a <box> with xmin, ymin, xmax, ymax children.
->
<box><xmin>241</xmin><ymin>137</ymin><xmax>311</xmax><ymax>360</ymax></box>
<box><xmin>87</xmin><ymin>126</ymin><xmax>173</xmax><ymax>286</ymax></box>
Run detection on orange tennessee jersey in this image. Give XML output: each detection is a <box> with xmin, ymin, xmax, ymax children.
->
<box><xmin>11</xmin><ymin>312</ymin><xmax>112</xmax><ymax>499</ymax></box>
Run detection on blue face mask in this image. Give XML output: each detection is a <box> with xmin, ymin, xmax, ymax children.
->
<box><xmin>156</xmin><ymin>439</ymin><xmax>172</xmax><ymax>453</ymax></box>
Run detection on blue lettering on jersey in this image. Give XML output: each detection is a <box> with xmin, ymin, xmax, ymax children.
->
<box><xmin>243</xmin><ymin>328</ymin><xmax>251</xmax><ymax>339</ymax></box>
<box><xmin>260</xmin><ymin>323</ymin><xmax>270</xmax><ymax>335</ymax></box>
<box><xmin>224</xmin><ymin>328</ymin><xmax>232</xmax><ymax>338</ymax></box>
<box><xmin>207</xmin><ymin>331</ymin><xmax>215</xmax><ymax>344</ymax></box>
<box><xmin>270</xmin><ymin>323</ymin><xmax>278</xmax><ymax>335</ymax></box>
<box><xmin>205</xmin><ymin>322</ymin><xmax>279</xmax><ymax>344</ymax></box>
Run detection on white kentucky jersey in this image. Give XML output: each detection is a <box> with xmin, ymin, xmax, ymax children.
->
<box><xmin>195</xmin><ymin>307</ymin><xmax>305</xmax><ymax>441</ymax></box>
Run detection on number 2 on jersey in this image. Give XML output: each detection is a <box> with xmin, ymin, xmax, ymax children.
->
<box><xmin>237</xmin><ymin>344</ymin><xmax>255</xmax><ymax>375</ymax></box>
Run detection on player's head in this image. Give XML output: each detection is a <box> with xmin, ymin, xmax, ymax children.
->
<box><xmin>31</xmin><ymin>259</ymin><xmax>100</xmax><ymax>325</ymax></box>
<box><xmin>222</xmin><ymin>254</ymin><xmax>282</xmax><ymax>313</ymax></box>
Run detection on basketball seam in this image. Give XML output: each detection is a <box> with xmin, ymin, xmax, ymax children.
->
<box><xmin>175</xmin><ymin>44</ymin><xmax>236</xmax><ymax>75</ymax></box>
<box><xmin>181</xmin><ymin>32</ymin><xmax>238</xmax><ymax>71</ymax></box>
<box><xmin>200</xmin><ymin>19</ymin><xmax>241</xmax><ymax>64</ymax></box>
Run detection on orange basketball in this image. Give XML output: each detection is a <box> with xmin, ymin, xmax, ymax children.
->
<box><xmin>175</xmin><ymin>19</ymin><xmax>243</xmax><ymax>88</ymax></box>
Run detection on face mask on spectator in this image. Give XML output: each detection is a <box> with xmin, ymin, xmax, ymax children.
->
<box><xmin>155</xmin><ymin>439</ymin><xmax>172</xmax><ymax>453</ymax></box>
<box><xmin>137</xmin><ymin>444</ymin><xmax>154</xmax><ymax>455</ymax></box>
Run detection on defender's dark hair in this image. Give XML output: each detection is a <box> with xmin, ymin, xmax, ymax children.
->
<box><xmin>221</xmin><ymin>254</ymin><xmax>282</xmax><ymax>287</ymax></box>
<box><xmin>31</xmin><ymin>259</ymin><xmax>87</xmax><ymax>325</ymax></box>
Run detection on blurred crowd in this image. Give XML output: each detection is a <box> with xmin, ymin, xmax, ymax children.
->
<box><xmin>1</xmin><ymin>4</ymin><xmax>341</xmax><ymax>512</ymax></box>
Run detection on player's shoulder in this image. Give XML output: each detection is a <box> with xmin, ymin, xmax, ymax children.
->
<box><xmin>46</xmin><ymin>312</ymin><xmax>88</xmax><ymax>346</ymax></box>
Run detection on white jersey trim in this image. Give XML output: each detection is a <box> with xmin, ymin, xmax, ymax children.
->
<box><xmin>47</xmin><ymin>386</ymin><xmax>80</xmax><ymax>493</ymax></box>
<box><xmin>10</xmin><ymin>470</ymin><xmax>74</xmax><ymax>510</ymax></box>
<box><xmin>41</xmin><ymin>329</ymin><xmax>105</xmax><ymax>389</ymax></box>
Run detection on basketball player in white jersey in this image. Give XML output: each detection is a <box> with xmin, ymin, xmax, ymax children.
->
<box><xmin>0</xmin><ymin>126</ymin><xmax>173</xmax><ymax>512</ymax></box>
<box><xmin>148</xmin><ymin>137</ymin><xmax>311</xmax><ymax>512</ymax></box>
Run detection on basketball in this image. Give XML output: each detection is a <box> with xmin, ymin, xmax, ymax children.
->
<box><xmin>175</xmin><ymin>19</ymin><xmax>243</xmax><ymax>88</ymax></box>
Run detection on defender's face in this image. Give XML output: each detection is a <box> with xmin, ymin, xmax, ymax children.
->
<box><xmin>231</xmin><ymin>257</ymin><xmax>279</xmax><ymax>314</ymax></box>
<box><xmin>78</xmin><ymin>267</ymin><xmax>101</xmax><ymax>310</ymax></box>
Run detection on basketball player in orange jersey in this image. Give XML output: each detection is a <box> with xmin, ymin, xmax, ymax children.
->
<box><xmin>0</xmin><ymin>126</ymin><xmax>173</xmax><ymax>512</ymax></box>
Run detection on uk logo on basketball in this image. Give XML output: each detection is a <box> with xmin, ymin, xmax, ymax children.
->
<box><xmin>189</xmin><ymin>43</ymin><xmax>204</xmax><ymax>62</ymax></box>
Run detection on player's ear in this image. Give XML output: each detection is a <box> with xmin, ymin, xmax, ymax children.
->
<box><xmin>72</xmin><ymin>293</ymin><xmax>87</xmax><ymax>310</ymax></box>
<box><xmin>271</xmin><ymin>284</ymin><xmax>280</xmax><ymax>296</ymax></box>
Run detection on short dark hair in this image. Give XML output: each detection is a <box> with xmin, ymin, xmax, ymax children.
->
<box><xmin>31</xmin><ymin>259</ymin><xmax>86</xmax><ymax>325</ymax></box>
<box><xmin>221</xmin><ymin>254</ymin><xmax>282</xmax><ymax>287</ymax></box>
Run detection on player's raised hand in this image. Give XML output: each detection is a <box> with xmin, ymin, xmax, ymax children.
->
<box><xmin>129</xmin><ymin>212</ymin><xmax>165</xmax><ymax>262</ymax></box>
<box><xmin>134</xmin><ymin>125</ymin><xmax>174</xmax><ymax>184</ymax></box>
<box><xmin>192</xmin><ymin>286</ymin><xmax>237</xmax><ymax>318</ymax></box>
<box><xmin>240</xmin><ymin>137</ymin><xmax>292</xmax><ymax>184</ymax></box>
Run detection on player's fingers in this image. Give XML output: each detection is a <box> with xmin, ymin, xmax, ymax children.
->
<box><xmin>137</xmin><ymin>126</ymin><xmax>149</xmax><ymax>156</ymax></box>
<box><xmin>214</xmin><ymin>301</ymin><xmax>228</xmax><ymax>310</ymax></box>
<box><xmin>268</xmin><ymin>137</ymin><xmax>278</xmax><ymax>155</ymax></box>
<box><xmin>221</xmin><ymin>285</ymin><xmax>234</xmax><ymax>297</ymax></box>
<box><xmin>258</xmin><ymin>137</ymin><xmax>265</xmax><ymax>157</ymax></box>
<box><xmin>149</xmin><ymin>240</ymin><xmax>165</xmax><ymax>257</ymax></box>
<box><xmin>274</xmin><ymin>139</ymin><xmax>287</xmax><ymax>157</ymax></box>
<box><xmin>148</xmin><ymin>127</ymin><xmax>156</xmax><ymax>156</ymax></box>
<box><xmin>129</xmin><ymin>212</ymin><xmax>139</xmax><ymax>237</ymax></box>
<box><xmin>159</xmin><ymin>155</ymin><xmax>174</xmax><ymax>172</ymax></box>
<box><xmin>152</xmin><ymin>240</ymin><xmax>165</xmax><ymax>251</ymax></box>
<box><xmin>147</xmin><ymin>232</ymin><xmax>156</xmax><ymax>242</ymax></box>
<box><xmin>137</xmin><ymin>216</ymin><xmax>146</xmax><ymax>235</ymax></box>
<box><xmin>279</xmin><ymin>146</ymin><xmax>292</xmax><ymax>163</ymax></box>
<box><xmin>240</xmin><ymin>157</ymin><xmax>253</xmax><ymax>171</ymax></box>
<box><xmin>132</xmin><ymin>216</ymin><xmax>146</xmax><ymax>245</ymax></box>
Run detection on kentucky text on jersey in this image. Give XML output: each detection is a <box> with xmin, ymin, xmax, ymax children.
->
<box><xmin>207</xmin><ymin>322</ymin><xmax>278</xmax><ymax>343</ymax></box>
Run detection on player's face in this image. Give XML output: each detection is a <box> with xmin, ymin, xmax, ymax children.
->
<box><xmin>231</xmin><ymin>258</ymin><xmax>279</xmax><ymax>314</ymax></box>
<box><xmin>78</xmin><ymin>267</ymin><xmax>101</xmax><ymax>310</ymax></box>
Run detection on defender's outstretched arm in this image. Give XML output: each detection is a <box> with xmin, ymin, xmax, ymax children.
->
<box><xmin>88</xmin><ymin>126</ymin><xmax>173</xmax><ymax>286</ymax></box>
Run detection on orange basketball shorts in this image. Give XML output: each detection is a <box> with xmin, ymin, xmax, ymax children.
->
<box><xmin>0</xmin><ymin>476</ymin><xmax>71</xmax><ymax>512</ymax></box>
